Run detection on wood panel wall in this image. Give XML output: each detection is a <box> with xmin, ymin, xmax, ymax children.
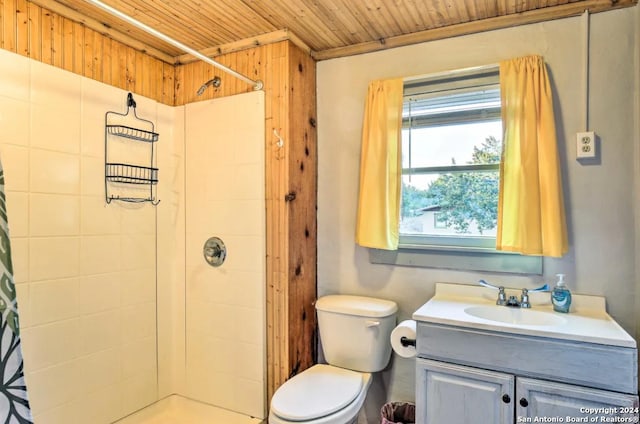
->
<box><xmin>0</xmin><ymin>0</ymin><xmax>175</xmax><ymax>105</ymax></box>
<box><xmin>285</xmin><ymin>45</ymin><xmax>317</xmax><ymax>384</ymax></box>
<box><xmin>175</xmin><ymin>41</ymin><xmax>318</xmax><ymax>400</ymax></box>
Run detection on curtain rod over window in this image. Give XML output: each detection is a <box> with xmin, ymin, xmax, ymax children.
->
<box><xmin>404</xmin><ymin>64</ymin><xmax>499</xmax><ymax>98</ymax></box>
<box><xmin>85</xmin><ymin>0</ymin><xmax>264</xmax><ymax>91</ymax></box>
<box><xmin>404</xmin><ymin>64</ymin><xmax>499</xmax><ymax>84</ymax></box>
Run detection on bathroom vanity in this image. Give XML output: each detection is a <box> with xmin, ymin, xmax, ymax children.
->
<box><xmin>413</xmin><ymin>283</ymin><xmax>639</xmax><ymax>424</ymax></box>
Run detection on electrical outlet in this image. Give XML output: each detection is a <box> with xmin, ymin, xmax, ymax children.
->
<box><xmin>576</xmin><ymin>131</ymin><xmax>596</xmax><ymax>159</ymax></box>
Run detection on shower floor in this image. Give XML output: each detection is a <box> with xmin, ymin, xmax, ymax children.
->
<box><xmin>114</xmin><ymin>395</ymin><xmax>265</xmax><ymax>424</ymax></box>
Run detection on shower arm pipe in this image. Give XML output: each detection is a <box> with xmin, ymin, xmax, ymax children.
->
<box><xmin>84</xmin><ymin>0</ymin><xmax>264</xmax><ymax>90</ymax></box>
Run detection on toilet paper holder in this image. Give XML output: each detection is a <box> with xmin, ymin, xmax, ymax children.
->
<box><xmin>400</xmin><ymin>337</ymin><xmax>416</xmax><ymax>347</ymax></box>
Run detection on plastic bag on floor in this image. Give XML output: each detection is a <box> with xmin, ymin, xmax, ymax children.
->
<box><xmin>380</xmin><ymin>401</ymin><xmax>415</xmax><ymax>424</ymax></box>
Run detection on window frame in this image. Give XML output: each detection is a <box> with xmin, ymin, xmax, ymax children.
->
<box><xmin>370</xmin><ymin>67</ymin><xmax>542</xmax><ymax>275</ymax></box>
<box><xmin>433</xmin><ymin>212</ymin><xmax>447</xmax><ymax>229</ymax></box>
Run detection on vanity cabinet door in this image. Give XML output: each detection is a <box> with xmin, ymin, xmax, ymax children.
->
<box><xmin>516</xmin><ymin>377</ymin><xmax>639</xmax><ymax>421</ymax></box>
<box><xmin>416</xmin><ymin>358</ymin><xmax>514</xmax><ymax>424</ymax></box>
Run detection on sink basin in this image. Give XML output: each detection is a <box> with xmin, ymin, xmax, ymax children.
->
<box><xmin>464</xmin><ymin>305</ymin><xmax>567</xmax><ymax>326</ymax></box>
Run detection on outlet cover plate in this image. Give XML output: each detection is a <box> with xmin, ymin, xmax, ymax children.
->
<box><xmin>576</xmin><ymin>131</ymin><xmax>596</xmax><ymax>159</ymax></box>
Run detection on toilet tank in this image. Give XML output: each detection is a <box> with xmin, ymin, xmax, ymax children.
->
<box><xmin>316</xmin><ymin>295</ymin><xmax>398</xmax><ymax>372</ymax></box>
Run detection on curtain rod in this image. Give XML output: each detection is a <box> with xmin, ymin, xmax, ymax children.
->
<box><xmin>404</xmin><ymin>63</ymin><xmax>499</xmax><ymax>83</ymax></box>
<box><xmin>85</xmin><ymin>0</ymin><xmax>264</xmax><ymax>91</ymax></box>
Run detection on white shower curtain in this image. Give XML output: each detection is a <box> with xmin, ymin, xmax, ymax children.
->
<box><xmin>0</xmin><ymin>158</ymin><xmax>33</xmax><ymax>423</ymax></box>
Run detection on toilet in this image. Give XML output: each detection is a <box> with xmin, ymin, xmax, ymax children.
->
<box><xmin>269</xmin><ymin>294</ymin><xmax>398</xmax><ymax>424</ymax></box>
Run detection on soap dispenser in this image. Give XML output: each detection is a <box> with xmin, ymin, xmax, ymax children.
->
<box><xmin>551</xmin><ymin>273</ymin><xmax>572</xmax><ymax>313</ymax></box>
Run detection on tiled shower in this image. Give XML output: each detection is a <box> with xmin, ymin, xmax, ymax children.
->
<box><xmin>184</xmin><ymin>94</ymin><xmax>266</xmax><ymax>417</ymax></box>
<box><xmin>0</xmin><ymin>47</ymin><xmax>266</xmax><ymax>423</ymax></box>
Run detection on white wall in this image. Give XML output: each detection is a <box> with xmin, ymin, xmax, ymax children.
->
<box><xmin>317</xmin><ymin>6</ymin><xmax>638</xmax><ymax>410</ymax></box>
<box><xmin>0</xmin><ymin>48</ymin><xmax>173</xmax><ymax>423</ymax></box>
<box><xmin>184</xmin><ymin>93</ymin><xmax>266</xmax><ymax>419</ymax></box>
<box><xmin>635</xmin><ymin>1</ymin><xmax>640</xmax><ymax>371</ymax></box>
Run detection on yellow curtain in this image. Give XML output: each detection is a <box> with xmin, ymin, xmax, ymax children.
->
<box><xmin>497</xmin><ymin>55</ymin><xmax>568</xmax><ymax>257</ymax></box>
<box><xmin>355</xmin><ymin>78</ymin><xmax>404</xmax><ymax>250</ymax></box>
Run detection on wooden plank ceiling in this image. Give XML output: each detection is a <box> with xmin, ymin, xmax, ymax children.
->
<box><xmin>34</xmin><ymin>0</ymin><xmax>637</xmax><ymax>63</ymax></box>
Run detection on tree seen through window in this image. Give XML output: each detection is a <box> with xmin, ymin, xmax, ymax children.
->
<box><xmin>401</xmin><ymin>134</ymin><xmax>501</xmax><ymax>236</ymax></box>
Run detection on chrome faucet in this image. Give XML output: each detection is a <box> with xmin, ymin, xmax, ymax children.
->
<box><xmin>520</xmin><ymin>289</ymin><xmax>531</xmax><ymax>308</ymax></box>
<box><xmin>506</xmin><ymin>294</ymin><xmax>521</xmax><ymax>307</ymax></box>
<box><xmin>478</xmin><ymin>280</ymin><xmax>549</xmax><ymax>308</ymax></box>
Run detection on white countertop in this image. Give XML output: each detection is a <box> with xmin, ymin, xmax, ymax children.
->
<box><xmin>412</xmin><ymin>283</ymin><xmax>636</xmax><ymax>348</ymax></box>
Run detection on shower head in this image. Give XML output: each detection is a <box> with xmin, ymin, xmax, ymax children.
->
<box><xmin>197</xmin><ymin>76</ymin><xmax>222</xmax><ymax>96</ymax></box>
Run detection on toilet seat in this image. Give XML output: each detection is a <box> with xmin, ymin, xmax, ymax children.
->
<box><xmin>271</xmin><ymin>364</ymin><xmax>363</xmax><ymax>421</ymax></box>
<box><xmin>269</xmin><ymin>364</ymin><xmax>372</xmax><ymax>424</ymax></box>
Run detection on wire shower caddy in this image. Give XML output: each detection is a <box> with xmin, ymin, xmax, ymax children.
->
<box><xmin>105</xmin><ymin>92</ymin><xmax>160</xmax><ymax>205</ymax></box>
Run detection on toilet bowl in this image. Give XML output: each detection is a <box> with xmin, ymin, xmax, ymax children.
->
<box><xmin>268</xmin><ymin>364</ymin><xmax>372</xmax><ymax>424</ymax></box>
<box><xmin>268</xmin><ymin>295</ymin><xmax>397</xmax><ymax>424</ymax></box>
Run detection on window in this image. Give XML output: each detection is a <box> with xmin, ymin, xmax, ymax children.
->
<box><xmin>433</xmin><ymin>212</ymin><xmax>447</xmax><ymax>229</ymax></box>
<box><xmin>401</xmin><ymin>68</ymin><xmax>502</xmax><ymax>249</ymax></box>
<box><xmin>370</xmin><ymin>67</ymin><xmax>542</xmax><ymax>274</ymax></box>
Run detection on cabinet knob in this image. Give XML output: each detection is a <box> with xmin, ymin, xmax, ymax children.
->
<box><xmin>520</xmin><ymin>398</ymin><xmax>529</xmax><ymax>407</ymax></box>
<box><xmin>502</xmin><ymin>394</ymin><xmax>511</xmax><ymax>404</ymax></box>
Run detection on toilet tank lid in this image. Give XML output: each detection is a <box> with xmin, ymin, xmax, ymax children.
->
<box><xmin>316</xmin><ymin>295</ymin><xmax>398</xmax><ymax>317</ymax></box>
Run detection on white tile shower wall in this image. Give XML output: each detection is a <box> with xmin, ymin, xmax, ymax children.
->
<box><xmin>156</xmin><ymin>103</ymin><xmax>186</xmax><ymax>399</ymax></box>
<box><xmin>184</xmin><ymin>92</ymin><xmax>266</xmax><ymax>420</ymax></box>
<box><xmin>0</xmin><ymin>48</ymin><xmax>165</xmax><ymax>423</ymax></box>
